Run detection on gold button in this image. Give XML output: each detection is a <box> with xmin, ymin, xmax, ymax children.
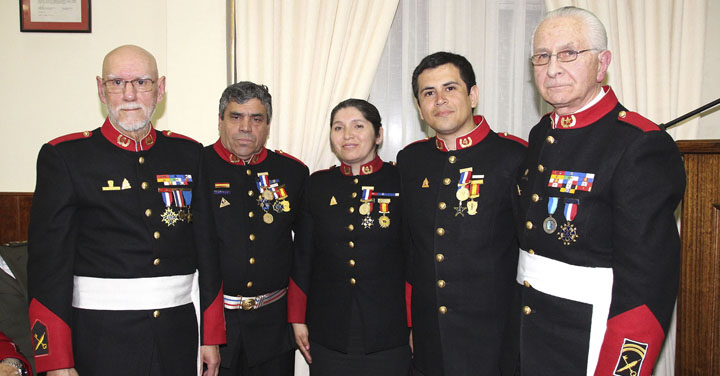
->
<box><xmin>443</xmin><ymin>178</ymin><xmax>451</xmax><ymax>185</ymax></box>
<box><xmin>248</xmin><ymin>190</ymin><xmax>254</xmax><ymax>197</ymax></box>
<box><xmin>145</xmin><ymin>209</ymin><xmax>152</xmax><ymax>217</ymax></box>
<box><xmin>437</xmin><ymin>280</ymin><xmax>446</xmax><ymax>288</ymax></box>
<box><xmin>247</xmin><ymin>281</ymin><xmax>253</xmax><ymax>288</ymax></box>
<box><xmin>436</xmin><ymin>253</ymin><xmax>445</xmax><ymax>262</ymax></box>
<box><xmin>153</xmin><ymin>310</ymin><xmax>160</xmax><ymax>318</ymax></box>
<box><xmin>524</xmin><ymin>169</ymin><xmax>529</xmax><ymax>176</ymax></box>
<box><xmin>448</xmin><ymin>156</ymin><xmax>457</xmax><ymax>164</ymax></box>
<box><xmin>153</xmin><ymin>231</ymin><xmax>160</xmax><ymax>239</ymax></box>
<box><xmin>141</xmin><ymin>182</ymin><xmax>149</xmax><ymax>190</ymax></box>
<box><xmin>249</xmin><ymin>234</ymin><xmax>256</xmax><ymax>241</ymax></box>
<box><xmin>523</xmin><ymin>280</ymin><xmax>530</xmax><ymax>288</ymax></box>
<box><xmin>525</xmin><ymin>221</ymin><xmax>533</xmax><ymax>230</ymax></box>
<box><xmin>348</xmin><ymin>241</ymin><xmax>355</xmax><ymax>248</ymax></box>
<box><xmin>439</xmin><ymin>306</ymin><xmax>447</xmax><ymax>314</ymax></box>
<box><xmin>537</xmin><ymin>164</ymin><xmax>544</xmax><ymax>173</ymax></box>
<box><xmin>351</xmin><ymin>192</ymin><xmax>358</xmax><ymax>198</ymax></box>
<box><xmin>138</xmin><ymin>156</ymin><xmax>145</xmax><ymax>164</ymax></box>
<box><xmin>523</xmin><ymin>306</ymin><xmax>532</xmax><ymax>315</ymax></box>
<box><xmin>347</xmin><ymin>224</ymin><xmax>354</xmax><ymax>231</ymax></box>
<box><xmin>350</xmin><ymin>278</ymin><xmax>356</xmax><ymax>285</ymax></box>
<box><xmin>438</xmin><ymin>202</ymin><xmax>447</xmax><ymax>210</ymax></box>
<box><xmin>619</xmin><ymin>110</ymin><xmax>627</xmax><ymax>118</ymax></box>
<box><xmin>353</xmin><ymin>178</ymin><xmax>359</xmax><ymax>184</ymax></box>
<box><xmin>348</xmin><ymin>207</ymin><xmax>355</xmax><ymax>214</ymax></box>
<box><xmin>546</xmin><ymin>136</ymin><xmax>555</xmax><ymax>144</ymax></box>
<box><xmin>436</xmin><ymin>227</ymin><xmax>445</xmax><ymax>236</ymax></box>
<box><xmin>348</xmin><ymin>259</ymin><xmax>356</xmax><ymax>267</ymax></box>
<box><xmin>249</xmin><ymin>257</ymin><xmax>255</xmax><ymax>264</ymax></box>
<box><xmin>531</xmin><ymin>194</ymin><xmax>540</xmax><ymax>202</ymax></box>
<box><xmin>528</xmin><ymin>249</ymin><xmax>535</xmax><ymax>255</ymax></box>
<box><xmin>248</xmin><ymin>211</ymin><xmax>254</xmax><ymax>218</ymax></box>
<box><xmin>153</xmin><ymin>258</ymin><xmax>160</xmax><ymax>266</ymax></box>
<box><xmin>246</xmin><ymin>169</ymin><xmax>252</xmax><ymax>176</ymax></box>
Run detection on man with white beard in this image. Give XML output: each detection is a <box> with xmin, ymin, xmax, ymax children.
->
<box><xmin>27</xmin><ymin>45</ymin><xmax>226</xmax><ymax>376</ymax></box>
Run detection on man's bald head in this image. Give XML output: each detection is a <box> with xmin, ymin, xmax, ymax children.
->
<box><xmin>102</xmin><ymin>45</ymin><xmax>159</xmax><ymax>79</ymax></box>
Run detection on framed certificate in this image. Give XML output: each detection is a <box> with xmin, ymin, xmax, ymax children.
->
<box><xmin>20</xmin><ymin>0</ymin><xmax>91</xmax><ymax>32</ymax></box>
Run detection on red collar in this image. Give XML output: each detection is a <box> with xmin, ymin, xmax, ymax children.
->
<box><xmin>100</xmin><ymin>117</ymin><xmax>156</xmax><ymax>151</ymax></box>
<box><xmin>339</xmin><ymin>155</ymin><xmax>383</xmax><ymax>176</ymax></box>
<box><xmin>551</xmin><ymin>86</ymin><xmax>618</xmax><ymax>129</ymax></box>
<box><xmin>212</xmin><ymin>138</ymin><xmax>268</xmax><ymax>165</ymax></box>
<box><xmin>435</xmin><ymin>115</ymin><xmax>490</xmax><ymax>152</ymax></box>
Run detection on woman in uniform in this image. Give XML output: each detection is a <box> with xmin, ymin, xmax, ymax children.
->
<box><xmin>288</xmin><ymin>99</ymin><xmax>411</xmax><ymax>375</ymax></box>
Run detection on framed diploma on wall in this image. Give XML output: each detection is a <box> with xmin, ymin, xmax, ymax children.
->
<box><xmin>20</xmin><ymin>0</ymin><xmax>91</xmax><ymax>32</ymax></box>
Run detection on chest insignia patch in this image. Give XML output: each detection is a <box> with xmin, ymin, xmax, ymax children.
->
<box><xmin>548</xmin><ymin>170</ymin><xmax>594</xmax><ymax>194</ymax></box>
<box><xmin>121</xmin><ymin>178</ymin><xmax>131</xmax><ymax>190</ymax></box>
<box><xmin>329</xmin><ymin>196</ymin><xmax>337</xmax><ymax>206</ymax></box>
<box><xmin>220</xmin><ymin>197</ymin><xmax>230</xmax><ymax>208</ymax></box>
<box><xmin>422</xmin><ymin>178</ymin><xmax>429</xmax><ymax>188</ymax></box>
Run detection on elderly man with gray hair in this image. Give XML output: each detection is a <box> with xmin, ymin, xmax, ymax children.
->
<box><xmin>513</xmin><ymin>6</ymin><xmax>685</xmax><ymax>376</ymax></box>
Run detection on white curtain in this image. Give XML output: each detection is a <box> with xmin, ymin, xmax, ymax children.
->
<box><xmin>544</xmin><ymin>1</ymin><xmax>708</xmax><ymax>375</ymax></box>
<box><xmin>235</xmin><ymin>0</ymin><xmax>399</xmax><ymax>173</ymax></box>
<box><xmin>370</xmin><ymin>0</ymin><xmax>549</xmax><ymax>163</ymax></box>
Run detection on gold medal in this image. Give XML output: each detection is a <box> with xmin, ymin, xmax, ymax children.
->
<box><xmin>456</xmin><ymin>187</ymin><xmax>470</xmax><ymax>201</ymax></box>
<box><xmin>262</xmin><ymin>189</ymin><xmax>274</xmax><ymax>201</ymax></box>
<box><xmin>379</xmin><ymin>215</ymin><xmax>390</xmax><ymax>228</ymax></box>
<box><xmin>359</xmin><ymin>202</ymin><xmax>371</xmax><ymax>216</ymax></box>
<box><xmin>281</xmin><ymin>200</ymin><xmax>291</xmax><ymax>212</ymax></box>
<box><xmin>467</xmin><ymin>200</ymin><xmax>478</xmax><ymax>216</ymax></box>
<box><xmin>263</xmin><ymin>212</ymin><xmax>274</xmax><ymax>224</ymax></box>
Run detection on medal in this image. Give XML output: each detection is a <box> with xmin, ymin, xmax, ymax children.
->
<box><xmin>377</xmin><ymin>198</ymin><xmax>391</xmax><ymax>228</ymax></box>
<box><xmin>558</xmin><ymin>198</ymin><xmax>579</xmax><ymax>245</ymax></box>
<box><xmin>543</xmin><ymin>197</ymin><xmax>559</xmax><ymax>234</ymax></box>
<box><xmin>273</xmin><ymin>201</ymin><xmax>284</xmax><ymax>213</ymax></box>
<box><xmin>362</xmin><ymin>215</ymin><xmax>374</xmax><ymax>229</ymax></box>
<box><xmin>262</xmin><ymin>189</ymin><xmax>274</xmax><ymax>201</ymax></box>
<box><xmin>359</xmin><ymin>202</ymin><xmax>371</xmax><ymax>216</ymax></box>
<box><xmin>161</xmin><ymin>207</ymin><xmax>180</xmax><ymax>226</ymax></box>
<box><xmin>263</xmin><ymin>212</ymin><xmax>274</xmax><ymax>224</ymax></box>
<box><xmin>467</xmin><ymin>176</ymin><xmax>483</xmax><ymax>216</ymax></box>
<box><xmin>456</xmin><ymin>187</ymin><xmax>470</xmax><ymax>201</ymax></box>
<box><xmin>467</xmin><ymin>201</ymin><xmax>478</xmax><ymax>216</ymax></box>
<box><xmin>281</xmin><ymin>200</ymin><xmax>291</xmax><ymax>212</ymax></box>
<box><xmin>379</xmin><ymin>215</ymin><xmax>390</xmax><ymax>228</ymax></box>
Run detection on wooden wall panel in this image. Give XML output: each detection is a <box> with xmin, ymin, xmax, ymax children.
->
<box><xmin>0</xmin><ymin>192</ymin><xmax>33</xmax><ymax>244</ymax></box>
<box><xmin>676</xmin><ymin>140</ymin><xmax>720</xmax><ymax>376</ymax></box>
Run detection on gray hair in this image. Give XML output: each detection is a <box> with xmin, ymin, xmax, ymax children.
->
<box><xmin>218</xmin><ymin>81</ymin><xmax>273</xmax><ymax>122</ymax></box>
<box><xmin>532</xmin><ymin>6</ymin><xmax>608</xmax><ymax>53</ymax></box>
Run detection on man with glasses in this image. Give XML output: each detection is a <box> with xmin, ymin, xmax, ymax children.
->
<box><xmin>514</xmin><ymin>7</ymin><xmax>685</xmax><ymax>375</ymax></box>
<box><xmin>28</xmin><ymin>45</ymin><xmax>225</xmax><ymax>376</ymax></box>
<box><xmin>193</xmin><ymin>82</ymin><xmax>308</xmax><ymax>375</ymax></box>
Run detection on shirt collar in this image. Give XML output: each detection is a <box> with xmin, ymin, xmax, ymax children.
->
<box><xmin>212</xmin><ymin>138</ymin><xmax>268</xmax><ymax>165</ymax></box>
<box><xmin>339</xmin><ymin>155</ymin><xmax>383</xmax><ymax>176</ymax></box>
<box><xmin>101</xmin><ymin>117</ymin><xmax>156</xmax><ymax>151</ymax></box>
<box><xmin>435</xmin><ymin>115</ymin><xmax>490</xmax><ymax>152</ymax></box>
<box><xmin>551</xmin><ymin>86</ymin><xmax>617</xmax><ymax>129</ymax></box>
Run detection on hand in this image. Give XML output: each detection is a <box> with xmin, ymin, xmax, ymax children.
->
<box><xmin>292</xmin><ymin>323</ymin><xmax>312</xmax><ymax>364</ymax></box>
<box><xmin>201</xmin><ymin>345</ymin><xmax>221</xmax><ymax>376</ymax></box>
<box><xmin>47</xmin><ymin>368</ymin><xmax>80</xmax><ymax>376</ymax></box>
<box><xmin>0</xmin><ymin>363</ymin><xmax>21</xmax><ymax>376</ymax></box>
<box><xmin>409</xmin><ymin>329</ymin><xmax>414</xmax><ymax>354</ymax></box>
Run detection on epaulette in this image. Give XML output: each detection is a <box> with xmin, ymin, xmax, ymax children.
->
<box><xmin>275</xmin><ymin>150</ymin><xmax>306</xmax><ymax>166</ymax></box>
<box><xmin>49</xmin><ymin>131</ymin><xmax>92</xmax><ymax>146</ymax></box>
<box><xmin>402</xmin><ymin>137</ymin><xmax>432</xmax><ymax>149</ymax></box>
<box><xmin>161</xmin><ymin>130</ymin><xmax>201</xmax><ymax>143</ymax></box>
<box><xmin>498</xmin><ymin>132</ymin><xmax>528</xmax><ymax>147</ymax></box>
<box><xmin>617</xmin><ymin>110</ymin><xmax>660</xmax><ymax>132</ymax></box>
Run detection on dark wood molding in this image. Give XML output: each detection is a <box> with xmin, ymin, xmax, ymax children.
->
<box><xmin>0</xmin><ymin>192</ymin><xmax>33</xmax><ymax>244</ymax></box>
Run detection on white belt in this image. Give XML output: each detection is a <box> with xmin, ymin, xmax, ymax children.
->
<box><xmin>516</xmin><ymin>249</ymin><xmax>613</xmax><ymax>376</ymax></box>
<box><xmin>72</xmin><ymin>273</ymin><xmax>195</xmax><ymax>310</ymax></box>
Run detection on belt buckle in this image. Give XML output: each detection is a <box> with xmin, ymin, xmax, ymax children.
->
<box><xmin>241</xmin><ymin>298</ymin><xmax>256</xmax><ymax>311</ymax></box>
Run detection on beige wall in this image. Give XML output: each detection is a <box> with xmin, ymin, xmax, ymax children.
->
<box><xmin>698</xmin><ymin>0</ymin><xmax>720</xmax><ymax>138</ymax></box>
<box><xmin>0</xmin><ymin>0</ymin><xmax>226</xmax><ymax>191</ymax></box>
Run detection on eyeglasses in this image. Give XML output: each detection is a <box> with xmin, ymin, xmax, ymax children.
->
<box><xmin>530</xmin><ymin>49</ymin><xmax>597</xmax><ymax>66</ymax></box>
<box><xmin>102</xmin><ymin>78</ymin><xmax>156</xmax><ymax>93</ymax></box>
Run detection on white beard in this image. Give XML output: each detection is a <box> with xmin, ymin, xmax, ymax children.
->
<box><xmin>107</xmin><ymin>102</ymin><xmax>156</xmax><ymax>132</ymax></box>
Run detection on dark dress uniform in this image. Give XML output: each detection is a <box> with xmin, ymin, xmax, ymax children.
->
<box><xmin>397</xmin><ymin>116</ymin><xmax>527</xmax><ymax>376</ymax></box>
<box><xmin>27</xmin><ymin>118</ymin><xmax>226</xmax><ymax>375</ymax></box>
<box><xmin>288</xmin><ymin>156</ymin><xmax>411</xmax><ymax>375</ymax></box>
<box><xmin>514</xmin><ymin>87</ymin><xmax>686</xmax><ymax>376</ymax></box>
<box><xmin>194</xmin><ymin>140</ymin><xmax>308</xmax><ymax>375</ymax></box>
<box><xmin>0</xmin><ymin>242</ymin><xmax>33</xmax><ymax>372</ymax></box>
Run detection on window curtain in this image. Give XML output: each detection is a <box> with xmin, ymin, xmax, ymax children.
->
<box><xmin>235</xmin><ymin>0</ymin><xmax>399</xmax><ymax>172</ymax></box>
<box><xmin>369</xmin><ymin>0</ymin><xmax>548</xmax><ymax>163</ymax></box>
<box><xmin>544</xmin><ymin>1</ymin><xmax>708</xmax><ymax>375</ymax></box>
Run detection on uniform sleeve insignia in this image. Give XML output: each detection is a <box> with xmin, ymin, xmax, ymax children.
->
<box><xmin>617</xmin><ymin>110</ymin><xmax>660</xmax><ymax>132</ymax></box>
<box><xmin>32</xmin><ymin>320</ymin><xmax>49</xmax><ymax>356</ymax></box>
<box><xmin>613</xmin><ymin>338</ymin><xmax>648</xmax><ymax>376</ymax></box>
<box><xmin>48</xmin><ymin>130</ymin><xmax>92</xmax><ymax>146</ymax></box>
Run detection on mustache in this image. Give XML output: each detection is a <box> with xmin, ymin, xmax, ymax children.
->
<box><xmin>115</xmin><ymin>102</ymin><xmax>148</xmax><ymax>111</ymax></box>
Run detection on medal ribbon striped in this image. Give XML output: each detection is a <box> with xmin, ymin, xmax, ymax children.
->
<box><xmin>563</xmin><ymin>198</ymin><xmax>579</xmax><ymax>221</ymax></box>
<box><xmin>548</xmin><ymin>197</ymin><xmax>559</xmax><ymax>216</ymax></box>
<box><xmin>361</xmin><ymin>186</ymin><xmax>374</xmax><ymax>201</ymax></box>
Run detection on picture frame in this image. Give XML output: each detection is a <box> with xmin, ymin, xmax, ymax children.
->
<box><xmin>19</xmin><ymin>0</ymin><xmax>91</xmax><ymax>33</ymax></box>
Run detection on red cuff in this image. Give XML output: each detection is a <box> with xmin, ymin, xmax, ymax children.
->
<box><xmin>29</xmin><ymin>299</ymin><xmax>73</xmax><ymax>373</ymax></box>
<box><xmin>202</xmin><ymin>285</ymin><xmax>227</xmax><ymax>345</ymax></box>
<box><xmin>405</xmin><ymin>282</ymin><xmax>412</xmax><ymax>327</ymax></box>
<box><xmin>287</xmin><ymin>278</ymin><xmax>307</xmax><ymax>323</ymax></box>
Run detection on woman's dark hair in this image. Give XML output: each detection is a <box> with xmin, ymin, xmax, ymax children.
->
<box><xmin>330</xmin><ymin>98</ymin><xmax>382</xmax><ymax>136</ymax></box>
